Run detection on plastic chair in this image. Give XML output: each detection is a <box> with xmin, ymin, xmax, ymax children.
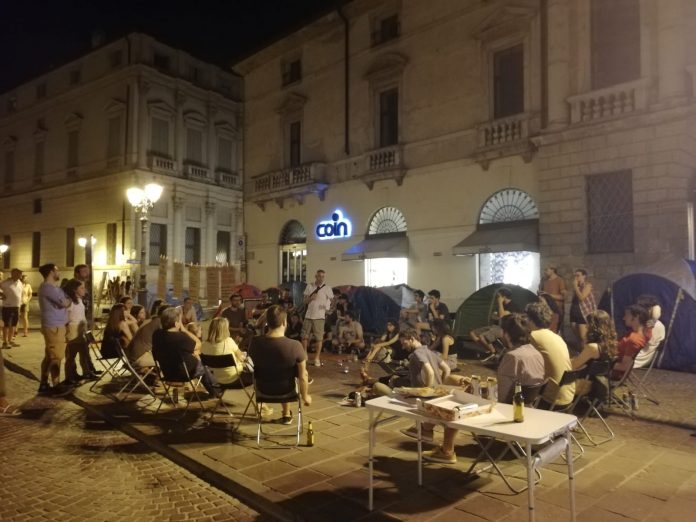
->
<box><xmin>200</xmin><ymin>353</ymin><xmax>255</xmax><ymax>426</ymax></box>
<box><xmin>253</xmin><ymin>375</ymin><xmax>303</xmax><ymax>447</ymax></box>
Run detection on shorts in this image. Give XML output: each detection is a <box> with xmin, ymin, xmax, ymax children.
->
<box><xmin>301</xmin><ymin>318</ymin><xmax>325</xmax><ymax>341</ymax></box>
<box><xmin>569</xmin><ymin>304</ymin><xmax>586</xmax><ymax>324</ymax></box>
<box><xmin>1</xmin><ymin>307</ymin><xmax>19</xmax><ymax>327</ymax></box>
<box><xmin>472</xmin><ymin>325</ymin><xmax>503</xmax><ymax>344</ymax></box>
<box><xmin>41</xmin><ymin>326</ymin><xmax>67</xmax><ymax>361</ymax></box>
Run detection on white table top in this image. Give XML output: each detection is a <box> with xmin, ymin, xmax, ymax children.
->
<box><xmin>367</xmin><ymin>394</ymin><xmax>577</xmax><ymax>445</ymax></box>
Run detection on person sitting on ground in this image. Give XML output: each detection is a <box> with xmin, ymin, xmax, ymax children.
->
<box><xmin>332</xmin><ymin>311</ymin><xmax>365</xmax><ymax>354</ymax></box>
<box><xmin>248</xmin><ymin>305</ymin><xmax>312</xmax><ymax>425</ymax></box>
<box><xmin>428</xmin><ymin>318</ymin><xmax>455</xmax><ymax>362</ymax></box>
<box><xmin>220</xmin><ymin>293</ymin><xmax>250</xmax><ymax>345</ymax></box>
<box><xmin>423</xmin><ymin>313</ymin><xmax>545</xmax><ymax>464</ymax></box>
<box><xmin>286</xmin><ymin>312</ymin><xmax>303</xmax><ymax>342</ymax></box>
<box><xmin>633</xmin><ymin>294</ymin><xmax>665</xmax><ymax>369</ymax></box>
<box><xmin>364</xmin><ymin>320</ymin><xmax>400</xmax><ymax>365</ymax></box>
<box><xmin>201</xmin><ymin>317</ymin><xmax>253</xmax><ymax>388</ymax></box>
<box><xmin>525</xmin><ymin>301</ymin><xmax>575</xmax><ymax>408</ymax></box>
<box><xmin>399</xmin><ymin>289</ymin><xmax>429</xmax><ymax>335</ymax></box>
<box><xmin>101</xmin><ymin>304</ymin><xmax>133</xmax><ymax>358</ymax></box>
<box><xmin>469</xmin><ymin>288</ymin><xmax>515</xmax><ymax>362</ymax></box>
<box><xmin>152</xmin><ymin>307</ymin><xmax>220</xmax><ymax>398</ymax></box>
<box><xmin>611</xmin><ymin>305</ymin><xmax>648</xmax><ymax>380</ymax></box>
<box><xmin>394</xmin><ymin>329</ymin><xmax>451</xmax><ymax>443</ymax></box>
<box><xmin>180</xmin><ymin>297</ymin><xmax>197</xmax><ymax>326</ymax></box>
<box><xmin>426</xmin><ymin>289</ymin><xmax>449</xmax><ymax>326</ymax></box>
<box><xmin>126</xmin><ymin>304</ymin><xmax>169</xmax><ymax>375</ymax></box>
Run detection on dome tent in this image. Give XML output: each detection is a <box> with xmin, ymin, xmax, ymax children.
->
<box><xmin>597</xmin><ymin>257</ymin><xmax>696</xmax><ymax>372</ymax></box>
<box><xmin>452</xmin><ymin>283</ymin><xmax>539</xmax><ymax>339</ymax></box>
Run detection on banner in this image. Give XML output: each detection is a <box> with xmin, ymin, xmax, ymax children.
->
<box><xmin>206</xmin><ymin>266</ymin><xmax>220</xmax><ymax>304</ymax></box>
<box><xmin>189</xmin><ymin>264</ymin><xmax>200</xmax><ymax>300</ymax></box>
<box><xmin>157</xmin><ymin>256</ymin><xmax>167</xmax><ymax>299</ymax></box>
<box><xmin>173</xmin><ymin>261</ymin><xmax>184</xmax><ymax>299</ymax></box>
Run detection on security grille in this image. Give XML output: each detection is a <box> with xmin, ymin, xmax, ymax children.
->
<box><xmin>368</xmin><ymin>207</ymin><xmax>407</xmax><ymax>235</ymax></box>
<box><xmin>586</xmin><ymin>170</ymin><xmax>634</xmax><ymax>253</ymax></box>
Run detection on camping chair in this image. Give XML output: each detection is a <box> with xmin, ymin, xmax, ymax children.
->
<box><xmin>154</xmin><ymin>355</ymin><xmax>206</xmax><ymax>418</ymax></box>
<box><xmin>608</xmin><ymin>353</ymin><xmax>640</xmax><ymax>414</ymax></box>
<box><xmin>200</xmin><ymin>353</ymin><xmax>255</xmax><ymax>426</ymax></box>
<box><xmin>253</xmin><ymin>375</ymin><xmax>303</xmax><ymax>447</ymax></box>
<box><xmin>574</xmin><ymin>359</ymin><xmax>615</xmax><ymax>445</ymax></box>
<box><xmin>544</xmin><ymin>368</ymin><xmax>592</xmax><ymax>459</ymax></box>
<box><xmin>87</xmin><ymin>331</ymin><xmax>125</xmax><ymax>393</ymax></box>
<box><xmin>628</xmin><ymin>340</ymin><xmax>664</xmax><ymax>405</ymax></box>
<box><xmin>112</xmin><ymin>342</ymin><xmax>158</xmax><ymax>404</ymax></box>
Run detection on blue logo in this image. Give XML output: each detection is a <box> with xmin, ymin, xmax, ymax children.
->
<box><xmin>316</xmin><ymin>209</ymin><xmax>352</xmax><ymax>240</ymax></box>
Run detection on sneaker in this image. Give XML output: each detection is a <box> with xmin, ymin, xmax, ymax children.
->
<box><xmin>400</xmin><ymin>426</ymin><xmax>434</xmax><ymax>443</ymax></box>
<box><xmin>280</xmin><ymin>411</ymin><xmax>293</xmax><ymax>425</ymax></box>
<box><xmin>423</xmin><ymin>446</ymin><xmax>457</xmax><ymax>464</ymax></box>
<box><xmin>38</xmin><ymin>382</ymin><xmax>51</xmax><ymax>395</ymax></box>
<box><xmin>312</xmin><ymin>359</ymin><xmax>321</xmax><ymax>367</ymax></box>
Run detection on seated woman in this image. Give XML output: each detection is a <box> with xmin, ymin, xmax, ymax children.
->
<box><xmin>363</xmin><ymin>320</ymin><xmax>400</xmax><ymax>365</ymax></box>
<box><xmin>571</xmin><ymin>310</ymin><xmax>617</xmax><ymax>398</ymax></box>
<box><xmin>130</xmin><ymin>305</ymin><xmax>147</xmax><ymax>328</ymax></box>
<box><xmin>101</xmin><ymin>304</ymin><xmax>133</xmax><ymax>358</ymax></box>
<box><xmin>201</xmin><ymin>317</ymin><xmax>250</xmax><ymax>385</ymax></box>
<box><xmin>428</xmin><ymin>319</ymin><xmax>454</xmax><ymax>362</ymax></box>
<box><xmin>119</xmin><ymin>296</ymin><xmax>140</xmax><ymax>336</ymax></box>
<box><xmin>286</xmin><ymin>312</ymin><xmax>303</xmax><ymax>342</ymax></box>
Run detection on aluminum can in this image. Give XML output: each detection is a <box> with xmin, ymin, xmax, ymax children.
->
<box><xmin>354</xmin><ymin>392</ymin><xmax>362</xmax><ymax>407</ymax></box>
<box><xmin>487</xmin><ymin>377</ymin><xmax>498</xmax><ymax>401</ymax></box>
<box><xmin>471</xmin><ymin>375</ymin><xmax>481</xmax><ymax>396</ymax></box>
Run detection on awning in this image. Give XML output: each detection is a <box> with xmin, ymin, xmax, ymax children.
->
<box><xmin>342</xmin><ymin>233</ymin><xmax>409</xmax><ymax>261</ymax></box>
<box><xmin>452</xmin><ymin>220</ymin><xmax>539</xmax><ymax>256</ymax></box>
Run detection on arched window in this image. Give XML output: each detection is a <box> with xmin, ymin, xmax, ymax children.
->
<box><xmin>368</xmin><ymin>207</ymin><xmax>408</xmax><ymax>235</ymax></box>
<box><xmin>279</xmin><ymin>220</ymin><xmax>306</xmax><ymax>245</ymax></box>
<box><xmin>479</xmin><ymin>188</ymin><xmax>538</xmax><ymax>224</ymax></box>
<box><xmin>279</xmin><ymin>220</ymin><xmax>307</xmax><ymax>284</ymax></box>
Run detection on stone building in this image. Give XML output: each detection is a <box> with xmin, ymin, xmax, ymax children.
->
<box><xmin>0</xmin><ymin>33</ymin><xmax>243</xmax><ymax>299</ymax></box>
<box><xmin>236</xmin><ymin>0</ymin><xmax>696</xmax><ymax>308</ymax></box>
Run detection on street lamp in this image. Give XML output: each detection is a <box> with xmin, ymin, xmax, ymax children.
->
<box><xmin>0</xmin><ymin>244</ymin><xmax>8</xmax><ymax>271</ymax></box>
<box><xmin>127</xmin><ymin>182</ymin><xmax>163</xmax><ymax>306</ymax></box>
<box><xmin>77</xmin><ymin>236</ymin><xmax>96</xmax><ymax>327</ymax></box>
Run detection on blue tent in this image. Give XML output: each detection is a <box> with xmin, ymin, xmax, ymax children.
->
<box><xmin>350</xmin><ymin>286</ymin><xmax>402</xmax><ymax>336</ymax></box>
<box><xmin>598</xmin><ymin>257</ymin><xmax>696</xmax><ymax>373</ymax></box>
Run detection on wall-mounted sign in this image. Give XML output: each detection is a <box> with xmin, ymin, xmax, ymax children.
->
<box><xmin>316</xmin><ymin>209</ymin><xmax>353</xmax><ymax>240</ymax></box>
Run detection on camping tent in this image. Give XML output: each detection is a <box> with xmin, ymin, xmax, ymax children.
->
<box><xmin>453</xmin><ymin>283</ymin><xmax>539</xmax><ymax>339</ymax></box>
<box><xmin>378</xmin><ymin>284</ymin><xmax>417</xmax><ymax>309</ymax></box>
<box><xmin>350</xmin><ymin>286</ymin><xmax>402</xmax><ymax>335</ymax></box>
<box><xmin>597</xmin><ymin>257</ymin><xmax>696</xmax><ymax>372</ymax></box>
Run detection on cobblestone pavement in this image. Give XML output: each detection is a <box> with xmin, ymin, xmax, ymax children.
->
<box><xmin>0</xmin><ymin>351</ymin><xmax>262</xmax><ymax>522</ymax></box>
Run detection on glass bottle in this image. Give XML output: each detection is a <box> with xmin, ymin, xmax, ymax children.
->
<box><xmin>512</xmin><ymin>381</ymin><xmax>524</xmax><ymax>423</ymax></box>
<box><xmin>306</xmin><ymin>421</ymin><xmax>315</xmax><ymax>447</ymax></box>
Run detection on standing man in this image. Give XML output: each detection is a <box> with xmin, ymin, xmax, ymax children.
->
<box><xmin>301</xmin><ymin>269</ymin><xmax>334</xmax><ymax>367</ymax></box>
<box><xmin>1</xmin><ymin>268</ymin><xmax>24</xmax><ymax>349</ymax></box>
<box><xmin>37</xmin><ymin>263</ymin><xmax>71</xmax><ymax>395</ymax></box>
<box><xmin>539</xmin><ymin>266</ymin><xmax>567</xmax><ymax>333</ymax></box>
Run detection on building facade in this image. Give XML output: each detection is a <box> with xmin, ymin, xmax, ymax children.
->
<box><xmin>237</xmin><ymin>0</ymin><xmax>696</xmax><ymax>309</ymax></box>
<box><xmin>0</xmin><ymin>34</ymin><xmax>244</xmax><ymax>300</ymax></box>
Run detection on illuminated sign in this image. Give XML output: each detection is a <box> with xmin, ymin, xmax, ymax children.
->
<box><xmin>316</xmin><ymin>209</ymin><xmax>352</xmax><ymax>240</ymax></box>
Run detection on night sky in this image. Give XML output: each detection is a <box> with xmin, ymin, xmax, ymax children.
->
<box><xmin>0</xmin><ymin>0</ymin><xmax>342</xmax><ymax>93</ymax></box>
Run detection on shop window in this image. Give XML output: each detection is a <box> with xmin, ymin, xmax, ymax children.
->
<box><xmin>149</xmin><ymin>223</ymin><xmax>167</xmax><ymax>265</ymax></box>
<box><xmin>279</xmin><ymin>220</ymin><xmax>307</xmax><ymax>284</ymax></box>
<box><xmin>379</xmin><ymin>88</ymin><xmax>398</xmax><ymax>148</ymax></box>
<box><xmin>587</xmin><ymin>170</ymin><xmax>634</xmax><ymax>253</ymax></box>
<box><xmin>185</xmin><ymin>227</ymin><xmax>201</xmax><ymax>265</ymax></box>
<box><xmin>364</xmin><ymin>207</ymin><xmax>408</xmax><ymax>287</ymax></box>
<box><xmin>493</xmin><ymin>45</ymin><xmax>524</xmax><ymax>119</ymax></box>
<box><xmin>591</xmin><ymin>0</ymin><xmax>640</xmax><ymax>90</ymax></box>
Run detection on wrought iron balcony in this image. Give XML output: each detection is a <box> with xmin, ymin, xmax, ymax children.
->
<box><xmin>248</xmin><ymin>162</ymin><xmax>328</xmax><ymax>209</ymax></box>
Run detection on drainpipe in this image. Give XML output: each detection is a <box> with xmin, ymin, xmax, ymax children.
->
<box><xmin>338</xmin><ymin>5</ymin><xmax>350</xmax><ymax>155</ymax></box>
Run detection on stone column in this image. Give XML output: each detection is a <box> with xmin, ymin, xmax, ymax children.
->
<box><xmin>546</xmin><ymin>0</ymin><xmax>571</xmax><ymax>128</ymax></box>
<box><xmin>204</xmin><ymin>200</ymin><xmax>217</xmax><ymax>265</ymax></box>
<box><xmin>656</xmin><ymin>0</ymin><xmax>687</xmax><ymax>100</ymax></box>
<box><xmin>172</xmin><ymin>194</ymin><xmax>185</xmax><ymax>262</ymax></box>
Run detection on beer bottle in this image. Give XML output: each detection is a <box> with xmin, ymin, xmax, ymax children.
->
<box><xmin>512</xmin><ymin>382</ymin><xmax>524</xmax><ymax>423</ymax></box>
<box><xmin>306</xmin><ymin>421</ymin><xmax>315</xmax><ymax>447</ymax></box>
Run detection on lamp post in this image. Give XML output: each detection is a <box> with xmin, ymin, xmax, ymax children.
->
<box><xmin>78</xmin><ymin>236</ymin><xmax>96</xmax><ymax>327</ymax></box>
<box><xmin>127</xmin><ymin>183</ymin><xmax>163</xmax><ymax>306</ymax></box>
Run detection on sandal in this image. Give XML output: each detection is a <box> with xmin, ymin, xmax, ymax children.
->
<box><xmin>0</xmin><ymin>403</ymin><xmax>22</xmax><ymax>416</ymax></box>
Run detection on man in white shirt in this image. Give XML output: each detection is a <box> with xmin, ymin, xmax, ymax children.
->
<box><xmin>301</xmin><ymin>269</ymin><xmax>334</xmax><ymax>367</ymax></box>
<box><xmin>0</xmin><ymin>269</ymin><xmax>24</xmax><ymax>349</ymax></box>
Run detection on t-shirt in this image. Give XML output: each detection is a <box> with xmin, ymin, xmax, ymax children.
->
<box><xmin>0</xmin><ymin>279</ymin><xmax>23</xmax><ymax>307</ymax></box>
<box><xmin>634</xmin><ymin>320</ymin><xmax>665</xmax><ymax>368</ymax></box>
<box><xmin>221</xmin><ymin>307</ymin><xmax>248</xmax><ymax>329</ymax></box>
<box><xmin>408</xmin><ymin>346</ymin><xmax>444</xmax><ymax>387</ymax></box>
<box><xmin>530</xmin><ymin>329</ymin><xmax>575</xmax><ymax>406</ymax></box>
<box><xmin>38</xmin><ymin>282</ymin><xmax>69</xmax><ymax>327</ymax></box>
<box><xmin>303</xmin><ymin>283</ymin><xmax>334</xmax><ymax>320</ymax></box>
<box><xmin>67</xmin><ymin>298</ymin><xmax>86</xmax><ymax>324</ymax></box>
<box><xmin>152</xmin><ymin>329</ymin><xmax>197</xmax><ymax>378</ymax></box>
<box><xmin>340</xmin><ymin>321</ymin><xmax>363</xmax><ymax>343</ymax></box>
<box><xmin>201</xmin><ymin>337</ymin><xmax>246</xmax><ymax>384</ymax></box>
<box><xmin>540</xmin><ymin>277</ymin><xmax>566</xmax><ymax>309</ymax></box>
<box><xmin>497</xmin><ymin>343</ymin><xmax>546</xmax><ymax>404</ymax></box>
<box><xmin>618</xmin><ymin>331</ymin><xmax>646</xmax><ymax>359</ymax></box>
<box><xmin>428</xmin><ymin>302</ymin><xmax>450</xmax><ymax>322</ymax></box>
<box><xmin>249</xmin><ymin>335</ymin><xmax>306</xmax><ymax>395</ymax></box>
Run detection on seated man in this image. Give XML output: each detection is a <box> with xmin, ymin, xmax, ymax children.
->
<box><xmin>633</xmin><ymin>294</ymin><xmax>665</xmax><ymax>369</ymax></box>
<box><xmin>399</xmin><ymin>290</ymin><xmax>428</xmax><ymax>332</ymax></box>
<box><xmin>332</xmin><ymin>311</ymin><xmax>365</xmax><ymax>354</ymax></box>
<box><xmin>152</xmin><ymin>307</ymin><xmax>220</xmax><ymax>398</ymax></box>
<box><xmin>251</xmin><ymin>290</ymin><xmax>273</xmax><ymax>323</ymax></box>
<box><xmin>249</xmin><ymin>305</ymin><xmax>312</xmax><ymax>425</ymax></box>
<box><xmin>426</xmin><ymin>289</ymin><xmax>449</xmax><ymax>326</ymax></box>
<box><xmin>221</xmin><ymin>293</ymin><xmax>250</xmax><ymax>347</ymax></box>
<box><xmin>525</xmin><ymin>301</ymin><xmax>575</xmax><ymax>408</ymax></box>
<box><xmin>469</xmin><ymin>288</ymin><xmax>515</xmax><ymax>362</ymax></box>
<box><xmin>179</xmin><ymin>297</ymin><xmax>197</xmax><ymax>326</ymax></box>
<box><xmin>424</xmin><ymin>313</ymin><xmax>545</xmax><ymax>464</ymax></box>
<box><xmin>611</xmin><ymin>305</ymin><xmax>648</xmax><ymax>380</ymax></box>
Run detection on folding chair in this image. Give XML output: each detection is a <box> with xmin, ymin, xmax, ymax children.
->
<box><xmin>574</xmin><ymin>359</ymin><xmax>615</xmax><ymax>445</ymax></box>
<box><xmin>87</xmin><ymin>331</ymin><xmax>125</xmax><ymax>393</ymax></box>
<box><xmin>253</xmin><ymin>375</ymin><xmax>303</xmax><ymax>447</ymax></box>
<box><xmin>200</xmin><ymin>353</ymin><xmax>255</xmax><ymax>426</ymax></box>
<box><xmin>112</xmin><ymin>342</ymin><xmax>158</xmax><ymax>404</ymax></box>
<box><xmin>546</xmin><ymin>368</ymin><xmax>590</xmax><ymax>459</ymax></box>
<box><xmin>154</xmin><ymin>356</ymin><xmax>206</xmax><ymax>417</ymax></box>
<box><xmin>608</xmin><ymin>354</ymin><xmax>638</xmax><ymax>413</ymax></box>
<box><xmin>628</xmin><ymin>340</ymin><xmax>664</xmax><ymax>405</ymax></box>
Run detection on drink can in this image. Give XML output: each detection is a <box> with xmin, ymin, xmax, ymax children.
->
<box><xmin>471</xmin><ymin>375</ymin><xmax>480</xmax><ymax>396</ymax></box>
<box><xmin>354</xmin><ymin>392</ymin><xmax>362</xmax><ymax>407</ymax></box>
<box><xmin>487</xmin><ymin>377</ymin><xmax>498</xmax><ymax>401</ymax></box>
